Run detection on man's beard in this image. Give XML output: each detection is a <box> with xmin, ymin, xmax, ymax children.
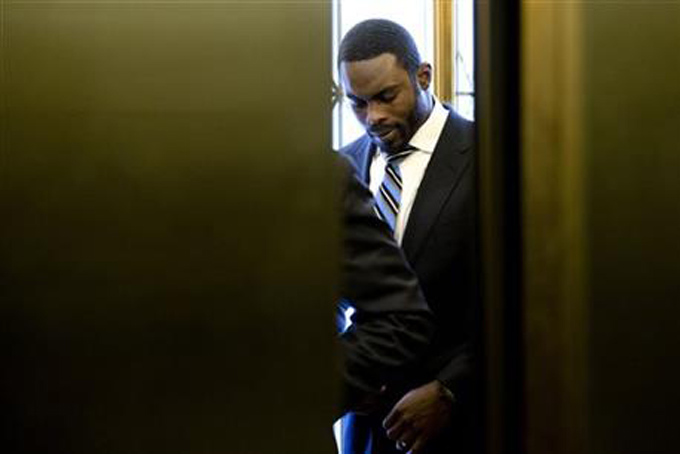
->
<box><xmin>370</xmin><ymin>126</ymin><xmax>405</xmax><ymax>154</ymax></box>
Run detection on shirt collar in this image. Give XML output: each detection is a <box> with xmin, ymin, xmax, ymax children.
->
<box><xmin>407</xmin><ymin>96</ymin><xmax>448</xmax><ymax>154</ymax></box>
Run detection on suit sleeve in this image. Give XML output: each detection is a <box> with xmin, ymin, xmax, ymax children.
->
<box><xmin>337</xmin><ymin>157</ymin><xmax>434</xmax><ymax>414</ymax></box>
<box><xmin>435</xmin><ymin>343</ymin><xmax>474</xmax><ymax>404</ymax></box>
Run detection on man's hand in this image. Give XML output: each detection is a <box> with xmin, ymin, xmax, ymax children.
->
<box><xmin>382</xmin><ymin>380</ymin><xmax>454</xmax><ymax>453</ymax></box>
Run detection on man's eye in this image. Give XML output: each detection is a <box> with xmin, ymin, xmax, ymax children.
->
<box><xmin>350</xmin><ymin>100</ymin><xmax>367</xmax><ymax>109</ymax></box>
<box><xmin>378</xmin><ymin>92</ymin><xmax>396</xmax><ymax>103</ymax></box>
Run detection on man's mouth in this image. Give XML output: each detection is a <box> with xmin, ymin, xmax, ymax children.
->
<box><xmin>370</xmin><ymin>127</ymin><xmax>396</xmax><ymax>142</ymax></box>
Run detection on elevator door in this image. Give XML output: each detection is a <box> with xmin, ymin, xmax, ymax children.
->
<box><xmin>1</xmin><ymin>2</ymin><xmax>337</xmax><ymax>453</ymax></box>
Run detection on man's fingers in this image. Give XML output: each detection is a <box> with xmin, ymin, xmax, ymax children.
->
<box><xmin>384</xmin><ymin>416</ymin><xmax>407</xmax><ymax>440</ymax></box>
<box><xmin>397</xmin><ymin>428</ymin><xmax>418</xmax><ymax>451</ymax></box>
<box><xmin>408</xmin><ymin>436</ymin><xmax>427</xmax><ymax>454</ymax></box>
<box><xmin>383</xmin><ymin>405</ymin><xmax>401</xmax><ymax>429</ymax></box>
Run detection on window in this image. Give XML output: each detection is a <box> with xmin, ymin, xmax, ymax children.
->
<box><xmin>453</xmin><ymin>0</ymin><xmax>475</xmax><ymax>120</ymax></box>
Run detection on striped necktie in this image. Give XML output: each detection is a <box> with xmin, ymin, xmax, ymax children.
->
<box><xmin>373</xmin><ymin>148</ymin><xmax>415</xmax><ymax>233</ymax></box>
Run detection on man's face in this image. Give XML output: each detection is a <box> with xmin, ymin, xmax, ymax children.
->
<box><xmin>340</xmin><ymin>53</ymin><xmax>431</xmax><ymax>153</ymax></box>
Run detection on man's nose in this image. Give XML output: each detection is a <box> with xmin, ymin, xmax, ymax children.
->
<box><xmin>366</xmin><ymin>102</ymin><xmax>387</xmax><ymax>127</ymax></box>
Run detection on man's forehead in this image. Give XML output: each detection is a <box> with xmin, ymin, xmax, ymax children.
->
<box><xmin>340</xmin><ymin>53</ymin><xmax>407</xmax><ymax>94</ymax></box>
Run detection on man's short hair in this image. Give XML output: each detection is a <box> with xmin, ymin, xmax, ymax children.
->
<box><xmin>338</xmin><ymin>19</ymin><xmax>421</xmax><ymax>76</ymax></box>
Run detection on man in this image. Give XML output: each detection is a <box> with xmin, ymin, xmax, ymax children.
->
<box><xmin>337</xmin><ymin>157</ymin><xmax>435</xmax><ymax>417</ymax></box>
<box><xmin>338</xmin><ymin>19</ymin><xmax>479</xmax><ymax>454</ymax></box>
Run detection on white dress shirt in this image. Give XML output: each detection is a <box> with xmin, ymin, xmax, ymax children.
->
<box><xmin>369</xmin><ymin>97</ymin><xmax>449</xmax><ymax>244</ymax></box>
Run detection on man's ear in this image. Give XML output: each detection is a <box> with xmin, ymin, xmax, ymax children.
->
<box><xmin>416</xmin><ymin>63</ymin><xmax>433</xmax><ymax>91</ymax></box>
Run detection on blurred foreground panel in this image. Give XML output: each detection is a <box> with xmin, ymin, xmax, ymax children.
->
<box><xmin>1</xmin><ymin>1</ymin><xmax>337</xmax><ymax>453</ymax></box>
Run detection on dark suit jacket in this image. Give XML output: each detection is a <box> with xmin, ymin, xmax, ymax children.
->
<box><xmin>340</xmin><ymin>110</ymin><xmax>478</xmax><ymax>453</ymax></box>
<box><xmin>337</xmin><ymin>157</ymin><xmax>435</xmax><ymax>416</ymax></box>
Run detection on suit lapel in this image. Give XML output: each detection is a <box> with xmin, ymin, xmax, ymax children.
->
<box><xmin>355</xmin><ymin>136</ymin><xmax>375</xmax><ymax>184</ymax></box>
<box><xmin>401</xmin><ymin>112</ymin><xmax>474</xmax><ymax>264</ymax></box>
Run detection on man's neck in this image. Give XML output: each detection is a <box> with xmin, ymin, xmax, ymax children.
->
<box><xmin>411</xmin><ymin>93</ymin><xmax>434</xmax><ymax>138</ymax></box>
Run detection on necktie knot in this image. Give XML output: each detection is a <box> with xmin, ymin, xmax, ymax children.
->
<box><xmin>384</xmin><ymin>145</ymin><xmax>416</xmax><ymax>164</ymax></box>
